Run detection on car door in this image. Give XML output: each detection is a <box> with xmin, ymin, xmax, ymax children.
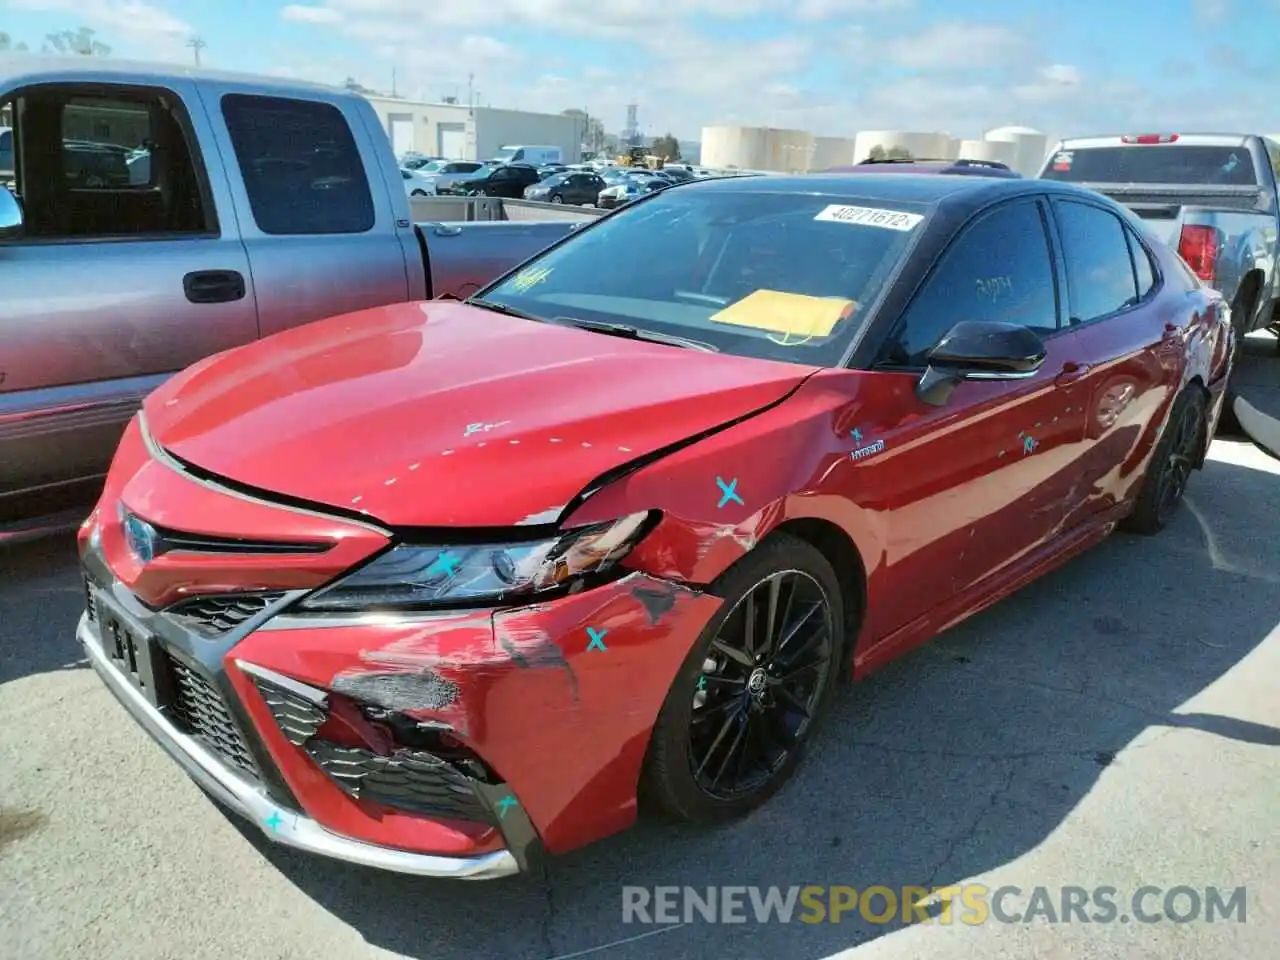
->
<box><xmin>0</xmin><ymin>79</ymin><xmax>258</xmax><ymax>506</ymax></box>
<box><xmin>1047</xmin><ymin>198</ymin><xmax>1182</xmax><ymax>525</ymax></box>
<box><xmin>861</xmin><ymin>197</ymin><xmax>1095</xmax><ymax>622</ymax></box>
<box><xmin>200</xmin><ymin>88</ymin><xmax>410</xmax><ymax>339</ymax></box>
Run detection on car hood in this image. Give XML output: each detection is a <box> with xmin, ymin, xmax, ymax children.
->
<box><xmin>143</xmin><ymin>301</ymin><xmax>818</xmax><ymax>528</ymax></box>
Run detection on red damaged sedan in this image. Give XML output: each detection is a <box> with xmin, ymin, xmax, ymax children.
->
<box><xmin>77</xmin><ymin>173</ymin><xmax>1231</xmax><ymax>878</ymax></box>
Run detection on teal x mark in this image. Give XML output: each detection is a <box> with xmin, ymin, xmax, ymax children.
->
<box><xmin>586</xmin><ymin>626</ymin><xmax>608</xmax><ymax>652</ymax></box>
<box><xmin>496</xmin><ymin>796</ymin><xmax>519</xmax><ymax>818</ymax></box>
<box><xmin>427</xmin><ymin>551</ymin><xmax>458</xmax><ymax>576</ymax></box>
<box><xmin>716</xmin><ymin>476</ymin><xmax>744</xmax><ymax>508</ymax></box>
<box><xmin>265</xmin><ymin>811</ymin><xmax>284</xmax><ymax>832</ymax></box>
<box><xmin>851</xmin><ymin>428</ymin><xmax>863</xmax><ymax>444</ymax></box>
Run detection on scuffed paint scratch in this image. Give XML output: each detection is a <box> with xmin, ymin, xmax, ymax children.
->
<box><xmin>496</xmin><ymin>621</ymin><xmax>580</xmax><ymax>701</ymax></box>
<box><xmin>630</xmin><ymin>581</ymin><xmax>678</xmax><ymax>625</ymax></box>
<box><xmin>331</xmin><ymin>668</ymin><xmax>460</xmax><ymax>711</ymax></box>
<box><xmin>515</xmin><ymin>505</ymin><xmax>567</xmax><ymax>526</ymax></box>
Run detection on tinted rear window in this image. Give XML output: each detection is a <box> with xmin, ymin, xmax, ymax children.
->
<box><xmin>1042</xmin><ymin>145</ymin><xmax>1257</xmax><ymax>185</ymax></box>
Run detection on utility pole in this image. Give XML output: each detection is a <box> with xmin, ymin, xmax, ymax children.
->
<box><xmin>186</xmin><ymin>37</ymin><xmax>206</xmax><ymax>66</ymax></box>
<box><xmin>467</xmin><ymin>72</ymin><xmax>474</xmax><ymax>116</ymax></box>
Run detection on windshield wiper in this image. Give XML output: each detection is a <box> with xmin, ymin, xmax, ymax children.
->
<box><xmin>554</xmin><ymin>317</ymin><xmax>719</xmax><ymax>352</ymax></box>
<box><xmin>466</xmin><ymin>298</ymin><xmax>545</xmax><ymax>321</ymax></box>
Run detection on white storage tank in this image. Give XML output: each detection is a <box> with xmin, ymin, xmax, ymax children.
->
<box><xmin>957</xmin><ymin>139</ymin><xmax>1018</xmax><ymax>167</ymax></box>
<box><xmin>764</xmin><ymin>128</ymin><xmax>816</xmax><ymax>171</ymax></box>
<box><xmin>811</xmin><ymin>136</ymin><xmax>859</xmax><ymax>170</ymax></box>
<box><xmin>853</xmin><ymin>130</ymin><xmax>952</xmax><ymax>163</ymax></box>
<box><xmin>983</xmin><ymin>125</ymin><xmax>1048</xmax><ymax>176</ymax></box>
<box><xmin>701</xmin><ymin>125</ymin><xmax>770</xmax><ymax>170</ymax></box>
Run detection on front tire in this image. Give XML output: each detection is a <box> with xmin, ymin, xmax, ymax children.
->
<box><xmin>641</xmin><ymin>533</ymin><xmax>846</xmax><ymax>823</ymax></box>
<box><xmin>551</xmin><ymin>194</ymin><xmax>564</xmax><ymax>204</ymax></box>
<box><xmin>1122</xmin><ymin>387</ymin><xmax>1207</xmax><ymax>535</ymax></box>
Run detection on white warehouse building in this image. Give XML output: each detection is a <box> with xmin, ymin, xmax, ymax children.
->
<box><xmin>700</xmin><ymin>125</ymin><xmax>818</xmax><ymax>172</ymax></box>
<box><xmin>363</xmin><ymin>95</ymin><xmax>585</xmax><ymax>162</ymax></box>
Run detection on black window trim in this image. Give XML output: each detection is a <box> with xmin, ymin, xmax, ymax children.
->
<box><xmin>1123</xmin><ymin>218</ymin><xmax>1164</xmax><ymax>305</ymax></box>
<box><xmin>1047</xmin><ymin>196</ymin><xmax>1150</xmax><ymax>329</ymax></box>
<box><xmin>220</xmin><ymin>91</ymin><xmax>375</xmax><ymax>237</ymax></box>
<box><xmin>869</xmin><ymin>194</ymin><xmax>1066</xmax><ymax>373</ymax></box>
<box><xmin>0</xmin><ymin>80</ymin><xmax>221</xmax><ymax>247</ymax></box>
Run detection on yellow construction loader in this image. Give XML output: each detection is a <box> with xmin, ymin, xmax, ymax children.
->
<box><xmin>615</xmin><ymin>145</ymin><xmax>666</xmax><ymax>170</ymax></box>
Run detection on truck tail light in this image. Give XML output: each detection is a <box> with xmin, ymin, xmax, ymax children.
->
<box><xmin>1177</xmin><ymin>224</ymin><xmax>1221</xmax><ymax>283</ymax></box>
<box><xmin>1121</xmin><ymin>133</ymin><xmax>1180</xmax><ymax>144</ymax></box>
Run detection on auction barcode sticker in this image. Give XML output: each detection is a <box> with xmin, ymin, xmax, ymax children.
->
<box><xmin>814</xmin><ymin>205</ymin><xmax>924</xmax><ymax>231</ymax></box>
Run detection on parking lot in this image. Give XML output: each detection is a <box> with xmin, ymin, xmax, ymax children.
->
<box><xmin>1</xmin><ymin>339</ymin><xmax>1277</xmax><ymax>960</ymax></box>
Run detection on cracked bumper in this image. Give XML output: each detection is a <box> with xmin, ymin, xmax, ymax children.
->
<box><xmin>79</xmin><ymin>612</ymin><xmax>519</xmax><ymax>879</ymax></box>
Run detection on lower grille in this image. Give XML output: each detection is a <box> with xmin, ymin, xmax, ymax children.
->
<box><xmin>166</xmin><ymin>593</ymin><xmax>286</xmax><ymax>637</ymax></box>
<box><xmin>305</xmin><ymin>740</ymin><xmax>497</xmax><ymax>824</ymax></box>
<box><xmin>167</xmin><ymin>659</ymin><xmax>259</xmax><ymax>778</ymax></box>
<box><xmin>251</xmin><ymin>677</ymin><xmax>326</xmax><ymax>746</ymax></box>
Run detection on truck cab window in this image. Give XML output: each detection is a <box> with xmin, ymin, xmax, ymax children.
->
<box><xmin>221</xmin><ymin>94</ymin><xmax>374</xmax><ymax>236</ymax></box>
<box><xmin>0</xmin><ymin>88</ymin><xmax>213</xmax><ymax>240</ymax></box>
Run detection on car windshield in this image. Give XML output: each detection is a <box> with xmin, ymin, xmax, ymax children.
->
<box><xmin>1042</xmin><ymin>145</ymin><xmax>1258</xmax><ymax>185</ymax></box>
<box><xmin>476</xmin><ymin>186</ymin><xmax>928</xmax><ymax>365</ymax></box>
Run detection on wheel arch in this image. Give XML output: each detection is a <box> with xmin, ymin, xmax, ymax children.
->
<box><xmin>766</xmin><ymin>517</ymin><xmax>867</xmax><ymax>679</ymax></box>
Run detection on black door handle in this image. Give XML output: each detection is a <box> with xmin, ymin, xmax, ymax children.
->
<box><xmin>184</xmin><ymin>270</ymin><xmax>246</xmax><ymax>304</ymax></box>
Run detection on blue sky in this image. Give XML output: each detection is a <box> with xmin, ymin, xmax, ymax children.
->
<box><xmin>3</xmin><ymin>0</ymin><xmax>1279</xmax><ymax>141</ymax></box>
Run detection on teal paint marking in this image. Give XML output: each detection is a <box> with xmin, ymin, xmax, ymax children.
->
<box><xmin>716</xmin><ymin>477</ymin><xmax>743</xmax><ymax>508</ymax></box>
<box><xmin>427</xmin><ymin>551</ymin><xmax>458</xmax><ymax>576</ymax></box>
<box><xmin>696</xmin><ymin>675</ymin><xmax>707</xmax><ymax>692</ymax></box>
<box><xmin>586</xmin><ymin>626</ymin><xmax>608</xmax><ymax>651</ymax></box>
<box><xmin>496</xmin><ymin>796</ymin><xmax>519</xmax><ymax>818</ymax></box>
<box><xmin>265</xmin><ymin>811</ymin><xmax>283</xmax><ymax>832</ymax></box>
<box><xmin>1019</xmin><ymin>432</ymin><xmax>1038</xmax><ymax>455</ymax></box>
<box><xmin>851</xmin><ymin>428</ymin><xmax>863</xmax><ymax>444</ymax></box>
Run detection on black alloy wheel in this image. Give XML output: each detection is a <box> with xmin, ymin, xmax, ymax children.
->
<box><xmin>689</xmin><ymin>569</ymin><xmax>833</xmax><ymax>800</ymax></box>
<box><xmin>1122</xmin><ymin>387</ymin><xmax>1207</xmax><ymax>535</ymax></box>
<box><xmin>641</xmin><ymin>533</ymin><xmax>846</xmax><ymax>822</ymax></box>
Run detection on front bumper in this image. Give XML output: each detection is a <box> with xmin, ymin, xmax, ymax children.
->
<box><xmin>78</xmin><ymin>612</ymin><xmax>518</xmax><ymax>879</ymax></box>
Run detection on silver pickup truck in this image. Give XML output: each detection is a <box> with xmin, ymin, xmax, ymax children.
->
<box><xmin>1038</xmin><ymin>133</ymin><xmax>1280</xmax><ymax>418</ymax></box>
<box><xmin>0</xmin><ymin>55</ymin><xmax>583</xmax><ymax>540</ymax></box>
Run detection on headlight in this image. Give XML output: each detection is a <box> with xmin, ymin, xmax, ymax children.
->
<box><xmin>296</xmin><ymin>512</ymin><xmax>656</xmax><ymax>613</ymax></box>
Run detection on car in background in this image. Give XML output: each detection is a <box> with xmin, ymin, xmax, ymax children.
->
<box><xmin>1038</xmin><ymin>132</ymin><xmax>1280</xmax><ymax>423</ymax></box>
<box><xmin>537</xmin><ymin>163</ymin><xmax>568</xmax><ymax>179</ymax></box>
<box><xmin>453</xmin><ymin>162</ymin><xmax>542</xmax><ymax>198</ymax></box>
<box><xmin>400</xmin><ymin>166</ymin><xmax>437</xmax><ymax>196</ymax></box>
<box><xmin>429</xmin><ymin>160</ymin><xmax>489</xmax><ymax>194</ymax></box>
<box><xmin>524</xmin><ymin>170</ymin><xmax>606</xmax><ymax>205</ymax></box>
<box><xmin>76</xmin><ymin>172</ymin><xmax>1230</xmax><ymax>880</ymax></box>
<box><xmin>827</xmin><ymin>158</ymin><xmax>1022</xmax><ymax>178</ymax></box>
<box><xmin>598</xmin><ymin>175</ymin><xmax>669</xmax><ymax>209</ymax></box>
<box><xmin>403</xmin><ymin>154</ymin><xmax>447</xmax><ymax>170</ymax></box>
<box><xmin>493</xmin><ymin>144</ymin><xmax>562</xmax><ymax>166</ymax></box>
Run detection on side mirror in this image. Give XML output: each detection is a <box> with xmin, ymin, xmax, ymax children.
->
<box><xmin>0</xmin><ymin>186</ymin><xmax>23</xmax><ymax>239</ymax></box>
<box><xmin>916</xmin><ymin>320</ymin><xmax>1047</xmax><ymax>406</ymax></box>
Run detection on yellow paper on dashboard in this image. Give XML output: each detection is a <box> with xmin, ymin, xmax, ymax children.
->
<box><xmin>709</xmin><ymin>289</ymin><xmax>856</xmax><ymax>338</ymax></box>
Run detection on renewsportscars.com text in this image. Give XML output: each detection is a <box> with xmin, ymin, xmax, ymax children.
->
<box><xmin>621</xmin><ymin>884</ymin><xmax>1247</xmax><ymax>925</ymax></box>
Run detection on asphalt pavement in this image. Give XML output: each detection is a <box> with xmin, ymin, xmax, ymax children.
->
<box><xmin>2</xmin><ymin>346</ymin><xmax>1278</xmax><ymax>959</ymax></box>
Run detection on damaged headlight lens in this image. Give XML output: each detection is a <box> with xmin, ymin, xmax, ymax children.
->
<box><xmin>297</xmin><ymin>511</ymin><xmax>656</xmax><ymax>612</ymax></box>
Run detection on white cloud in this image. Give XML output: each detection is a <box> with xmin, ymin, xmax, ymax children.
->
<box><xmin>1012</xmin><ymin>63</ymin><xmax>1083</xmax><ymax>103</ymax></box>
<box><xmin>1192</xmin><ymin>0</ymin><xmax>1228</xmax><ymax>24</ymax></box>
<box><xmin>281</xmin><ymin>4</ymin><xmax>343</xmax><ymax>23</ymax></box>
<box><xmin>882</xmin><ymin>21</ymin><xmax>1023</xmax><ymax>70</ymax></box>
<box><xmin>9</xmin><ymin>0</ymin><xmax>192</xmax><ymax>39</ymax></box>
<box><xmin>793</xmin><ymin>0</ymin><xmax>912</xmax><ymax>20</ymax></box>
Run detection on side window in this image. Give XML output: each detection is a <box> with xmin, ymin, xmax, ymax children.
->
<box><xmin>1126</xmin><ymin>226</ymin><xmax>1156</xmax><ymax>300</ymax></box>
<box><xmin>884</xmin><ymin>200</ymin><xmax>1058</xmax><ymax>366</ymax></box>
<box><xmin>0</xmin><ymin>87</ymin><xmax>213</xmax><ymax>240</ymax></box>
<box><xmin>1052</xmin><ymin>200</ymin><xmax>1139</xmax><ymax>323</ymax></box>
<box><xmin>221</xmin><ymin>94</ymin><xmax>374</xmax><ymax>236</ymax></box>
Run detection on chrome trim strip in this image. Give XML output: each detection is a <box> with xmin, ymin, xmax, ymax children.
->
<box><xmin>137</xmin><ymin>412</ymin><xmax>392</xmax><ymax>537</ymax></box>
<box><xmin>79</xmin><ymin>614</ymin><xmax>519</xmax><ymax>880</ymax></box>
<box><xmin>258</xmin><ymin>609</ymin><xmax>495</xmax><ymax>631</ymax></box>
<box><xmin>234</xmin><ymin>660</ymin><xmax>330</xmax><ymax>705</ymax></box>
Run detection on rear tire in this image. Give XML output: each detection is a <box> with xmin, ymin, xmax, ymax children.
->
<box><xmin>551</xmin><ymin>194</ymin><xmax>564</xmax><ymax>204</ymax></box>
<box><xmin>640</xmin><ymin>533</ymin><xmax>846</xmax><ymax>824</ymax></box>
<box><xmin>1121</xmin><ymin>387</ymin><xmax>1207</xmax><ymax>535</ymax></box>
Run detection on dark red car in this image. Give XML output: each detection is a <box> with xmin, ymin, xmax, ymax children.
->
<box><xmin>77</xmin><ymin>173</ymin><xmax>1232</xmax><ymax>879</ymax></box>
